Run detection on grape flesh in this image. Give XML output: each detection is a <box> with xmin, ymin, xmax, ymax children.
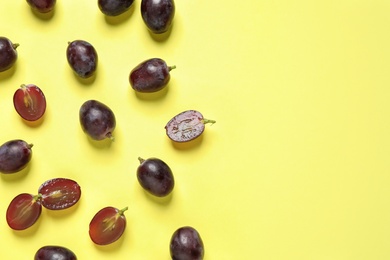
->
<box><xmin>13</xmin><ymin>84</ymin><xmax>46</xmax><ymax>121</ymax></box>
<box><xmin>170</xmin><ymin>226</ymin><xmax>205</xmax><ymax>260</ymax></box>
<box><xmin>89</xmin><ymin>206</ymin><xmax>128</xmax><ymax>245</ymax></box>
<box><xmin>6</xmin><ymin>193</ymin><xmax>42</xmax><ymax>230</ymax></box>
<box><xmin>98</xmin><ymin>0</ymin><xmax>134</xmax><ymax>16</ymax></box>
<box><xmin>0</xmin><ymin>139</ymin><xmax>33</xmax><ymax>174</ymax></box>
<box><xmin>38</xmin><ymin>178</ymin><xmax>81</xmax><ymax>210</ymax></box>
<box><xmin>137</xmin><ymin>157</ymin><xmax>174</xmax><ymax>197</ymax></box>
<box><xmin>79</xmin><ymin>100</ymin><xmax>116</xmax><ymax>141</ymax></box>
<box><xmin>26</xmin><ymin>0</ymin><xmax>56</xmax><ymax>13</ymax></box>
<box><xmin>66</xmin><ymin>40</ymin><xmax>98</xmax><ymax>78</ymax></box>
<box><xmin>34</xmin><ymin>245</ymin><xmax>77</xmax><ymax>260</ymax></box>
<box><xmin>141</xmin><ymin>0</ymin><xmax>175</xmax><ymax>34</ymax></box>
<box><xmin>0</xmin><ymin>36</ymin><xmax>18</xmax><ymax>72</ymax></box>
<box><xmin>129</xmin><ymin>58</ymin><xmax>175</xmax><ymax>93</ymax></box>
<box><xmin>165</xmin><ymin>110</ymin><xmax>216</xmax><ymax>142</ymax></box>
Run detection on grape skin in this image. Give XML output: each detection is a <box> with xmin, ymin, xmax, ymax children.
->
<box><xmin>26</xmin><ymin>0</ymin><xmax>56</xmax><ymax>13</ymax></box>
<box><xmin>66</xmin><ymin>40</ymin><xmax>98</xmax><ymax>78</ymax></box>
<box><xmin>98</xmin><ymin>0</ymin><xmax>134</xmax><ymax>16</ymax></box>
<box><xmin>141</xmin><ymin>0</ymin><xmax>175</xmax><ymax>34</ymax></box>
<box><xmin>0</xmin><ymin>139</ymin><xmax>33</xmax><ymax>174</ymax></box>
<box><xmin>34</xmin><ymin>245</ymin><xmax>77</xmax><ymax>260</ymax></box>
<box><xmin>170</xmin><ymin>226</ymin><xmax>205</xmax><ymax>260</ymax></box>
<box><xmin>0</xmin><ymin>36</ymin><xmax>18</xmax><ymax>72</ymax></box>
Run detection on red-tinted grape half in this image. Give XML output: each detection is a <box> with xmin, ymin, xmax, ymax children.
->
<box><xmin>34</xmin><ymin>245</ymin><xmax>77</xmax><ymax>260</ymax></box>
<box><xmin>26</xmin><ymin>0</ymin><xmax>56</xmax><ymax>13</ymax></box>
<box><xmin>170</xmin><ymin>226</ymin><xmax>205</xmax><ymax>260</ymax></box>
<box><xmin>38</xmin><ymin>178</ymin><xmax>81</xmax><ymax>210</ymax></box>
<box><xmin>137</xmin><ymin>157</ymin><xmax>174</xmax><ymax>197</ymax></box>
<box><xmin>13</xmin><ymin>84</ymin><xmax>46</xmax><ymax>121</ymax></box>
<box><xmin>129</xmin><ymin>58</ymin><xmax>175</xmax><ymax>93</ymax></box>
<box><xmin>6</xmin><ymin>193</ymin><xmax>42</xmax><ymax>230</ymax></box>
<box><xmin>0</xmin><ymin>139</ymin><xmax>33</xmax><ymax>174</ymax></box>
<box><xmin>66</xmin><ymin>40</ymin><xmax>98</xmax><ymax>78</ymax></box>
<box><xmin>89</xmin><ymin>206</ymin><xmax>128</xmax><ymax>245</ymax></box>
<box><xmin>0</xmin><ymin>36</ymin><xmax>18</xmax><ymax>72</ymax></box>
<box><xmin>141</xmin><ymin>0</ymin><xmax>175</xmax><ymax>34</ymax></box>
<box><xmin>165</xmin><ymin>110</ymin><xmax>216</xmax><ymax>142</ymax></box>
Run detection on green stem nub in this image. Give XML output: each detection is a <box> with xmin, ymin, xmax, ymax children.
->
<box><xmin>119</xmin><ymin>207</ymin><xmax>129</xmax><ymax>215</ymax></box>
<box><xmin>169</xmin><ymin>65</ymin><xmax>176</xmax><ymax>71</ymax></box>
<box><xmin>202</xmin><ymin>118</ymin><xmax>216</xmax><ymax>125</ymax></box>
<box><xmin>138</xmin><ymin>157</ymin><xmax>145</xmax><ymax>164</ymax></box>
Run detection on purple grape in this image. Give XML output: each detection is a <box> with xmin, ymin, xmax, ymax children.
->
<box><xmin>98</xmin><ymin>0</ymin><xmax>134</xmax><ymax>16</ymax></box>
<box><xmin>137</xmin><ymin>157</ymin><xmax>174</xmax><ymax>197</ymax></box>
<box><xmin>141</xmin><ymin>0</ymin><xmax>175</xmax><ymax>34</ymax></box>
<box><xmin>0</xmin><ymin>36</ymin><xmax>18</xmax><ymax>72</ymax></box>
<box><xmin>129</xmin><ymin>58</ymin><xmax>175</xmax><ymax>93</ymax></box>
<box><xmin>34</xmin><ymin>245</ymin><xmax>77</xmax><ymax>260</ymax></box>
<box><xmin>66</xmin><ymin>40</ymin><xmax>98</xmax><ymax>78</ymax></box>
<box><xmin>79</xmin><ymin>100</ymin><xmax>116</xmax><ymax>141</ymax></box>
<box><xmin>170</xmin><ymin>226</ymin><xmax>205</xmax><ymax>260</ymax></box>
<box><xmin>165</xmin><ymin>110</ymin><xmax>216</xmax><ymax>142</ymax></box>
<box><xmin>26</xmin><ymin>0</ymin><xmax>56</xmax><ymax>13</ymax></box>
<box><xmin>0</xmin><ymin>139</ymin><xmax>33</xmax><ymax>174</ymax></box>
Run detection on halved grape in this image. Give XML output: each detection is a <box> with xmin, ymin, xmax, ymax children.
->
<box><xmin>89</xmin><ymin>206</ymin><xmax>128</xmax><ymax>245</ymax></box>
<box><xmin>170</xmin><ymin>226</ymin><xmax>205</xmax><ymax>260</ymax></box>
<box><xmin>6</xmin><ymin>193</ymin><xmax>42</xmax><ymax>230</ymax></box>
<box><xmin>34</xmin><ymin>245</ymin><xmax>77</xmax><ymax>260</ymax></box>
<box><xmin>0</xmin><ymin>139</ymin><xmax>33</xmax><ymax>174</ymax></box>
<box><xmin>38</xmin><ymin>178</ymin><xmax>81</xmax><ymax>210</ymax></box>
<box><xmin>13</xmin><ymin>84</ymin><xmax>46</xmax><ymax>121</ymax></box>
<box><xmin>165</xmin><ymin>110</ymin><xmax>216</xmax><ymax>142</ymax></box>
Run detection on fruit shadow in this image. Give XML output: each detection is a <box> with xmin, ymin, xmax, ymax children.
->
<box><xmin>44</xmin><ymin>201</ymin><xmax>81</xmax><ymax>219</ymax></box>
<box><xmin>20</xmin><ymin>115</ymin><xmax>46</xmax><ymax>128</ymax></box>
<box><xmin>143</xmin><ymin>189</ymin><xmax>173</xmax><ymax>205</ymax></box>
<box><xmin>29</xmin><ymin>8</ymin><xmax>56</xmax><ymax>20</ymax></box>
<box><xmin>93</xmin><ymin>230</ymin><xmax>127</xmax><ymax>252</ymax></box>
<box><xmin>12</xmin><ymin>215</ymin><xmax>43</xmax><ymax>238</ymax></box>
<box><xmin>73</xmin><ymin>73</ymin><xmax>97</xmax><ymax>86</ymax></box>
<box><xmin>104</xmin><ymin>5</ymin><xmax>135</xmax><ymax>25</ymax></box>
<box><xmin>133</xmin><ymin>85</ymin><xmax>169</xmax><ymax>101</ymax></box>
<box><xmin>0</xmin><ymin>64</ymin><xmax>17</xmax><ymax>81</ymax></box>
<box><xmin>86</xmin><ymin>136</ymin><xmax>114</xmax><ymax>150</ymax></box>
<box><xmin>170</xmin><ymin>135</ymin><xmax>204</xmax><ymax>151</ymax></box>
<box><xmin>1</xmin><ymin>163</ymin><xmax>31</xmax><ymax>181</ymax></box>
<box><xmin>147</xmin><ymin>23</ymin><xmax>174</xmax><ymax>42</ymax></box>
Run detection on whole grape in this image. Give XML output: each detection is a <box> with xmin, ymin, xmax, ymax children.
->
<box><xmin>26</xmin><ymin>0</ymin><xmax>56</xmax><ymax>13</ymax></box>
<box><xmin>0</xmin><ymin>37</ymin><xmax>18</xmax><ymax>72</ymax></box>
<box><xmin>170</xmin><ymin>226</ymin><xmax>205</xmax><ymax>260</ymax></box>
<box><xmin>98</xmin><ymin>0</ymin><xmax>134</xmax><ymax>16</ymax></box>
<box><xmin>0</xmin><ymin>139</ymin><xmax>33</xmax><ymax>174</ymax></box>
<box><xmin>66</xmin><ymin>40</ymin><xmax>98</xmax><ymax>78</ymax></box>
<box><xmin>34</xmin><ymin>245</ymin><xmax>77</xmax><ymax>260</ymax></box>
<box><xmin>79</xmin><ymin>100</ymin><xmax>116</xmax><ymax>141</ymax></box>
<box><xmin>141</xmin><ymin>0</ymin><xmax>175</xmax><ymax>34</ymax></box>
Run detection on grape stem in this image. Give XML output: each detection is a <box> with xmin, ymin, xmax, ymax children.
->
<box><xmin>168</xmin><ymin>65</ymin><xmax>176</xmax><ymax>71</ymax></box>
<box><xmin>202</xmin><ymin>118</ymin><xmax>216</xmax><ymax>125</ymax></box>
<box><xmin>106</xmin><ymin>132</ymin><xmax>115</xmax><ymax>141</ymax></box>
<box><xmin>13</xmin><ymin>43</ymin><xmax>20</xmax><ymax>49</ymax></box>
<box><xmin>118</xmin><ymin>207</ymin><xmax>129</xmax><ymax>215</ymax></box>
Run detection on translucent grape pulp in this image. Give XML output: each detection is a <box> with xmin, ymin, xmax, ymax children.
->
<box><xmin>6</xmin><ymin>193</ymin><xmax>42</xmax><ymax>230</ymax></box>
<box><xmin>13</xmin><ymin>84</ymin><xmax>46</xmax><ymax>121</ymax></box>
<box><xmin>38</xmin><ymin>178</ymin><xmax>81</xmax><ymax>210</ymax></box>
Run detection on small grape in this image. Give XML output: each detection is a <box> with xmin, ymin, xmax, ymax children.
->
<box><xmin>0</xmin><ymin>36</ymin><xmax>18</xmax><ymax>72</ymax></box>
<box><xmin>98</xmin><ymin>0</ymin><xmax>134</xmax><ymax>16</ymax></box>
<box><xmin>13</xmin><ymin>84</ymin><xmax>46</xmax><ymax>121</ymax></box>
<box><xmin>141</xmin><ymin>0</ymin><xmax>175</xmax><ymax>34</ymax></box>
<box><xmin>26</xmin><ymin>0</ymin><xmax>56</xmax><ymax>13</ymax></box>
<box><xmin>0</xmin><ymin>139</ymin><xmax>33</xmax><ymax>174</ymax></box>
<box><xmin>6</xmin><ymin>193</ymin><xmax>42</xmax><ymax>230</ymax></box>
<box><xmin>66</xmin><ymin>40</ymin><xmax>98</xmax><ymax>78</ymax></box>
<box><xmin>170</xmin><ymin>226</ymin><xmax>205</xmax><ymax>260</ymax></box>
<box><xmin>34</xmin><ymin>245</ymin><xmax>77</xmax><ymax>260</ymax></box>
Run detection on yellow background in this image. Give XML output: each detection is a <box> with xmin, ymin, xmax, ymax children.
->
<box><xmin>1</xmin><ymin>1</ymin><xmax>390</xmax><ymax>259</ymax></box>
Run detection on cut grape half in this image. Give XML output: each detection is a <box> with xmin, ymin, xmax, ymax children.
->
<box><xmin>38</xmin><ymin>178</ymin><xmax>81</xmax><ymax>210</ymax></box>
<box><xmin>13</xmin><ymin>84</ymin><xmax>46</xmax><ymax>121</ymax></box>
<box><xmin>6</xmin><ymin>193</ymin><xmax>42</xmax><ymax>230</ymax></box>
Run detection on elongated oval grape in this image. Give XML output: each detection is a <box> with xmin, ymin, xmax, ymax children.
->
<box><xmin>137</xmin><ymin>157</ymin><xmax>174</xmax><ymax>197</ymax></box>
<box><xmin>0</xmin><ymin>139</ymin><xmax>33</xmax><ymax>174</ymax></box>
<box><xmin>141</xmin><ymin>0</ymin><xmax>175</xmax><ymax>34</ymax></box>
<box><xmin>98</xmin><ymin>0</ymin><xmax>134</xmax><ymax>16</ymax></box>
<box><xmin>89</xmin><ymin>206</ymin><xmax>128</xmax><ymax>245</ymax></box>
<box><xmin>170</xmin><ymin>226</ymin><xmax>205</xmax><ymax>260</ymax></box>
<box><xmin>13</xmin><ymin>84</ymin><xmax>46</xmax><ymax>121</ymax></box>
<box><xmin>6</xmin><ymin>193</ymin><xmax>42</xmax><ymax>230</ymax></box>
<box><xmin>66</xmin><ymin>40</ymin><xmax>98</xmax><ymax>78</ymax></box>
<box><xmin>34</xmin><ymin>245</ymin><xmax>77</xmax><ymax>260</ymax></box>
<box><xmin>0</xmin><ymin>36</ymin><xmax>18</xmax><ymax>72</ymax></box>
<box><xmin>79</xmin><ymin>100</ymin><xmax>116</xmax><ymax>141</ymax></box>
<box><xmin>165</xmin><ymin>110</ymin><xmax>216</xmax><ymax>143</ymax></box>
<box><xmin>129</xmin><ymin>58</ymin><xmax>175</xmax><ymax>93</ymax></box>
<box><xmin>38</xmin><ymin>178</ymin><xmax>81</xmax><ymax>210</ymax></box>
<box><xmin>26</xmin><ymin>0</ymin><xmax>56</xmax><ymax>13</ymax></box>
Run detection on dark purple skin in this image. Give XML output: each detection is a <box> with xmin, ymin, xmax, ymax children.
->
<box><xmin>129</xmin><ymin>58</ymin><xmax>175</xmax><ymax>93</ymax></box>
<box><xmin>79</xmin><ymin>100</ymin><xmax>116</xmax><ymax>141</ymax></box>
<box><xmin>98</xmin><ymin>0</ymin><xmax>134</xmax><ymax>16</ymax></box>
<box><xmin>0</xmin><ymin>37</ymin><xmax>18</xmax><ymax>72</ymax></box>
<box><xmin>165</xmin><ymin>110</ymin><xmax>216</xmax><ymax>143</ymax></box>
<box><xmin>26</xmin><ymin>0</ymin><xmax>56</xmax><ymax>13</ymax></box>
<box><xmin>137</xmin><ymin>157</ymin><xmax>174</xmax><ymax>197</ymax></box>
<box><xmin>34</xmin><ymin>245</ymin><xmax>77</xmax><ymax>260</ymax></box>
<box><xmin>0</xmin><ymin>139</ymin><xmax>33</xmax><ymax>174</ymax></box>
<box><xmin>170</xmin><ymin>226</ymin><xmax>205</xmax><ymax>260</ymax></box>
<box><xmin>66</xmin><ymin>40</ymin><xmax>98</xmax><ymax>78</ymax></box>
<box><xmin>141</xmin><ymin>0</ymin><xmax>175</xmax><ymax>34</ymax></box>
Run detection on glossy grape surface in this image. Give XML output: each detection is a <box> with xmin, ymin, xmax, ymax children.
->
<box><xmin>98</xmin><ymin>0</ymin><xmax>134</xmax><ymax>16</ymax></box>
<box><xmin>137</xmin><ymin>157</ymin><xmax>174</xmax><ymax>197</ymax></box>
<box><xmin>0</xmin><ymin>36</ymin><xmax>18</xmax><ymax>72</ymax></box>
<box><xmin>6</xmin><ymin>193</ymin><xmax>42</xmax><ymax>230</ymax></box>
<box><xmin>38</xmin><ymin>178</ymin><xmax>81</xmax><ymax>210</ymax></box>
<box><xmin>89</xmin><ymin>206</ymin><xmax>128</xmax><ymax>245</ymax></box>
<box><xmin>13</xmin><ymin>84</ymin><xmax>46</xmax><ymax>121</ymax></box>
<box><xmin>26</xmin><ymin>0</ymin><xmax>56</xmax><ymax>13</ymax></box>
<box><xmin>170</xmin><ymin>226</ymin><xmax>205</xmax><ymax>260</ymax></box>
<box><xmin>129</xmin><ymin>58</ymin><xmax>175</xmax><ymax>93</ymax></box>
<box><xmin>165</xmin><ymin>110</ymin><xmax>216</xmax><ymax>143</ymax></box>
<box><xmin>0</xmin><ymin>139</ymin><xmax>33</xmax><ymax>174</ymax></box>
<box><xmin>34</xmin><ymin>245</ymin><xmax>77</xmax><ymax>260</ymax></box>
<box><xmin>141</xmin><ymin>0</ymin><xmax>175</xmax><ymax>34</ymax></box>
<box><xmin>66</xmin><ymin>40</ymin><xmax>98</xmax><ymax>78</ymax></box>
<box><xmin>79</xmin><ymin>100</ymin><xmax>116</xmax><ymax>140</ymax></box>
